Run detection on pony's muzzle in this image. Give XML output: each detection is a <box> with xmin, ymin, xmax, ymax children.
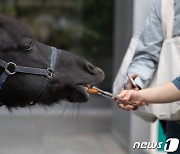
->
<box><xmin>86</xmin><ymin>63</ymin><xmax>101</xmax><ymax>75</ymax></box>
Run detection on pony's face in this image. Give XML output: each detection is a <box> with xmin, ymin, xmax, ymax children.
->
<box><xmin>0</xmin><ymin>15</ymin><xmax>104</xmax><ymax>108</ymax></box>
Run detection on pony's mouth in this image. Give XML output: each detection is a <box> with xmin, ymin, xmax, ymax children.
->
<box><xmin>67</xmin><ymin>71</ymin><xmax>105</xmax><ymax>103</ymax></box>
<box><xmin>67</xmin><ymin>84</ymin><xmax>92</xmax><ymax>102</ymax></box>
<box><xmin>83</xmin><ymin>84</ymin><xmax>90</xmax><ymax>92</ymax></box>
<box><xmin>77</xmin><ymin>84</ymin><xmax>91</xmax><ymax>101</ymax></box>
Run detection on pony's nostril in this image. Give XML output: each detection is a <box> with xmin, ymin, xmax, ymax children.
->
<box><xmin>86</xmin><ymin>63</ymin><xmax>98</xmax><ymax>75</ymax></box>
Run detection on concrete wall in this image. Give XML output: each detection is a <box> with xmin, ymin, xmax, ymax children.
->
<box><xmin>130</xmin><ymin>1</ymin><xmax>155</xmax><ymax>154</ymax></box>
<box><xmin>112</xmin><ymin>0</ymin><xmax>155</xmax><ymax>154</ymax></box>
<box><xmin>112</xmin><ymin>0</ymin><xmax>133</xmax><ymax>150</ymax></box>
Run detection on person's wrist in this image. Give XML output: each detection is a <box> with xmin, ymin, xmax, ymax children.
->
<box><xmin>137</xmin><ymin>90</ymin><xmax>146</xmax><ymax>106</ymax></box>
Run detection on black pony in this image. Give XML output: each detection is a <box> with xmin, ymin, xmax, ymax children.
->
<box><xmin>0</xmin><ymin>15</ymin><xmax>104</xmax><ymax>108</ymax></box>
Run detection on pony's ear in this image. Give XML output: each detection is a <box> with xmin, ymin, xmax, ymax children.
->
<box><xmin>0</xmin><ymin>15</ymin><xmax>31</xmax><ymax>38</ymax></box>
<box><xmin>0</xmin><ymin>30</ymin><xmax>17</xmax><ymax>51</ymax></box>
<box><xmin>0</xmin><ymin>15</ymin><xmax>31</xmax><ymax>51</ymax></box>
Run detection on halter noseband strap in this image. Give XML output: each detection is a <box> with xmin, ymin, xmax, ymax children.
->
<box><xmin>0</xmin><ymin>47</ymin><xmax>58</xmax><ymax>104</ymax></box>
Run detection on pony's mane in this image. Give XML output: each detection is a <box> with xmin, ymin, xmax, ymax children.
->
<box><xmin>0</xmin><ymin>15</ymin><xmax>30</xmax><ymax>38</ymax></box>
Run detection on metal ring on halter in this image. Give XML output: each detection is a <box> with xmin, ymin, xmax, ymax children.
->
<box><xmin>46</xmin><ymin>68</ymin><xmax>53</xmax><ymax>79</ymax></box>
<box><xmin>0</xmin><ymin>47</ymin><xmax>58</xmax><ymax>105</ymax></box>
<box><xmin>5</xmin><ymin>62</ymin><xmax>17</xmax><ymax>75</ymax></box>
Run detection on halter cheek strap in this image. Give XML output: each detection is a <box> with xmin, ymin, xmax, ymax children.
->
<box><xmin>0</xmin><ymin>47</ymin><xmax>58</xmax><ymax>104</ymax></box>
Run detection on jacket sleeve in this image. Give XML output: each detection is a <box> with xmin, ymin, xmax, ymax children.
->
<box><xmin>128</xmin><ymin>0</ymin><xmax>164</xmax><ymax>89</ymax></box>
<box><xmin>172</xmin><ymin>77</ymin><xmax>180</xmax><ymax>90</ymax></box>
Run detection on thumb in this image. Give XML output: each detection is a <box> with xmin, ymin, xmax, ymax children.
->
<box><xmin>119</xmin><ymin>90</ymin><xmax>131</xmax><ymax>101</ymax></box>
<box><xmin>118</xmin><ymin>90</ymin><xmax>127</xmax><ymax>98</ymax></box>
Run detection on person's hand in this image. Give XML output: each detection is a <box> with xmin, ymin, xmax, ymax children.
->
<box><xmin>124</xmin><ymin>74</ymin><xmax>139</xmax><ymax>90</ymax></box>
<box><xmin>116</xmin><ymin>73</ymin><xmax>140</xmax><ymax>111</ymax></box>
<box><xmin>117</xmin><ymin>90</ymin><xmax>146</xmax><ymax>110</ymax></box>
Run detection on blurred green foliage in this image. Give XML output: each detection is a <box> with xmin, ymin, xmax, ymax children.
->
<box><xmin>0</xmin><ymin>0</ymin><xmax>114</xmax><ymax>89</ymax></box>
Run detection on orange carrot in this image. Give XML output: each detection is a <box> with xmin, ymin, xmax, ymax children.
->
<box><xmin>87</xmin><ymin>88</ymin><xmax>99</xmax><ymax>94</ymax></box>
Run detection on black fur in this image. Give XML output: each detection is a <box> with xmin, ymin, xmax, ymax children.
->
<box><xmin>0</xmin><ymin>15</ymin><xmax>104</xmax><ymax>108</ymax></box>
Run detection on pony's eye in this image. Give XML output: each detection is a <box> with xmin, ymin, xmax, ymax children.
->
<box><xmin>24</xmin><ymin>42</ymin><xmax>33</xmax><ymax>51</ymax></box>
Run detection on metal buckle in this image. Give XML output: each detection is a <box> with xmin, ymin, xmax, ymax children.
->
<box><xmin>5</xmin><ymin>62</ymin><xmax>16</xmax><ymax>75</ymax></box>
<box><xmin>46</xmin><ymin>68</ymin><xmax>53</xmax><ymax>79</ymax></box>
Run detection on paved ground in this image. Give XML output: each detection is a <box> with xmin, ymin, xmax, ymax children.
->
<box><xmin>0</xmin><ymin>107</ymin><xmax>127</xmax><ymax>154</ymax></box>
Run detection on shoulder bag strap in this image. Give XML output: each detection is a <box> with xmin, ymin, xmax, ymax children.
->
<box><xmin>161</xmin><ymin>0</ymin><xmax>174</xmax><ymax>39</ymax></box>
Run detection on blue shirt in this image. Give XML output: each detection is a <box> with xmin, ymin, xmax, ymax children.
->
<box><xmin>172</xmin><ymin>77</ymin><xmax>180</xmax><ymax>90</ymax></box>
<box><xmin>128</xmin><ymin>0</ymin><xmax>180</xmax><ymax>89</ymax></box>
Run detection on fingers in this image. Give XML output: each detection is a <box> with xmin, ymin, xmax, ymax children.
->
<box><xmin>117</xmin><ymin>89</ymin><xmax>141</xmax><ymax>111</ymax></box>
<box><xmin>118</xmin><ymin>90</ymin><xmax>127</xmax><ymax>99</ymax></box>
<box><xmin>118</xmin><ymin>103</ymin><xmax>134</xmax><ymax>111</ymax></box>
<box><xmin>131</xmin><ymin>73</ymin><xmax>138</xmax><ymax>80</ymax></box>
<box><xmin>118</xmin><ymin>90</ymin><xmax>132</xmax><ymax>101</ymax></box>
<box><xmin>117</xmin><ymin>91</ymin><xmax>135</xmax><ymax>111</ymax></box>
<box><xmin>124</xmin><ymin>81</ymin><xmax>133</xmax><ymax>90</ymax></box>
<box><xmin>124</xmin><ymin>73</ymin><xmax>139</xmax><ymax>90</ymax></box>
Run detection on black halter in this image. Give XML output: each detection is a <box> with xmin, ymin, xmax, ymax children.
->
<box><xmin>0</xmin><ymin>47</ymin><xmax>58</xmax><ymax>104</ymax></box>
